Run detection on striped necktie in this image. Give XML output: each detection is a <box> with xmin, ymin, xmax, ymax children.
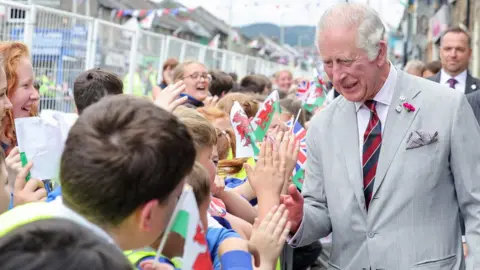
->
<box><xmin>362</xmin><ymin>100</ymin><xmax>382</xmax><ymax>210</ymax></box>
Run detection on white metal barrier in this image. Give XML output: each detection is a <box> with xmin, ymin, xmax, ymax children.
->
<box><xmin>0</xmin><ymin>0</ymin><xmax>311</xmax><ymax>113</ymax></box>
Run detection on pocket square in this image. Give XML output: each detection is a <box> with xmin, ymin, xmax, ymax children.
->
<box><xmin>406</xmin><ymin>130</ymin><xmax>439</xmax><ymax>150</ymax></box>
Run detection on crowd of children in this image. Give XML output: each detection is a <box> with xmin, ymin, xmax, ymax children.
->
<box><xmin>0</xmin><ymin>41</ymin><xmax>325</xmax><ymax>270</ymax></box>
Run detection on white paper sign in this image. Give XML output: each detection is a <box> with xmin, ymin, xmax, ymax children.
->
<box><xmin>15</xmin><ymin>111</ymin><xmax>76</xmax><ymax>180</ymax></box>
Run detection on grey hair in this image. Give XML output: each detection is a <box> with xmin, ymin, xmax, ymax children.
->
<box><xmin>316</xmin><ymin>3</ymin><xmax>386</xmax><ymax>60</ymax></box>
<box><xmin>404</xmin><ymin>60</ymin><xmax>425</xmax><ymax>73</ymax></box>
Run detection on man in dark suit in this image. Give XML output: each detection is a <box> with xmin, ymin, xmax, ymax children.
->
<box><xmin>467</xmin><ymin>91</ymin><xmax>480</xmax><ymax>125</ymax></box>
<box><xmin>428</xmin><ymin>27</ymin><xmax>480</xmax><ymax>94</ymax></box>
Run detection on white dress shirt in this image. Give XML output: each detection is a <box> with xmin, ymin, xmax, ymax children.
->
<box><xmin>354</xmin><ymin>65</ymin><xmax>397</xmax><ymax>159</ymax></box>
<box><xmin>440</xmin><ymin>69</ymin><xmax>467</xmax><ymax>93</ymax></box>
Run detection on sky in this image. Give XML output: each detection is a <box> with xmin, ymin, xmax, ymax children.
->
<box><xmin>177</xmin><ymin>0</ymin><xmax>406</xmax><ymax>29</ymax></box>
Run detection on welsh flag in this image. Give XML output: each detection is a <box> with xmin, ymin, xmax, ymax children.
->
<box><xmin>303</xmin><ymin>80</ymin><xmax>326</xmax><ymax>112</ymax></box>
<box><xmin>250</xmin><ymin>90</ymin><xmax>280</xmax><ymax>142</ymax></box>
<box><xmin>230</xmin><ymin>101</ymin><xmax>259</xmax><ymax>158</ymax></box>
<box><xmin>157</xmin><ymin>186</ymin><xmax>212</xmax><ymax>269</ymax></box>
<box><xmin>302</xmin><ymin>69</ymin><xmax>327</xmax><ymax>113</ymax></box>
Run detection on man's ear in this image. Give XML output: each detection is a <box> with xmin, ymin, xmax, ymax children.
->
<box><xmin>139</xmin><ymin>200</ymin><xmax>160</xmax><ymax>231</ymax></box>
<box><xmin>376</xmin><ymin>40</ymin><xmax>388</xmax><ymax>67</ymax></box>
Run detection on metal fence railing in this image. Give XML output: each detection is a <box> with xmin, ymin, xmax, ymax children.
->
<box><xmin>0</xmin><ymin>0</ymin><xmax>311</xmax><ymax>113</ymax></box>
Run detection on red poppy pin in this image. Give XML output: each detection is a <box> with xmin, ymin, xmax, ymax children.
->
<box><xmin>403</xmin><ymin>102</ymin><xmax>415</xmax><ymax>112</ymax></box>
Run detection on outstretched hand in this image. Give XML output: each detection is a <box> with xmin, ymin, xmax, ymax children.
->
<box><xmin>244</xmin><ymin>135</ymin><xmax>286</xmax><ymax>198</ymax></box>
<box><xmin>280</xmin><ymin>184</ymin><xmax>304</xmax><ymax>233</ymax></box>
<box><xmin>248</xmin><ymin>204</ymin><xmax>291</xmax><ymax>267</ymax></box>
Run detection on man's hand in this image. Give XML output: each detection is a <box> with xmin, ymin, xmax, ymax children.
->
<box><xmin>280</xmin><ymin>184</ymin><xmax>304</xmax><ymax>233</ymax></box>
<box><xmin>153</xmin><ymin>81</ymin><xmax>187</xmax><ymax>112</ymax></box>
<box><xmin>13</xmin><ymin>162</ymin><xmax>47</xmax><ymax>207</ymax></box>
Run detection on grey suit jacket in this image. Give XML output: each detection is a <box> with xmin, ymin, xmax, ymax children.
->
<box><xmin>428</xmin><ymin>71</ymin><xmax>480</xmax><ymax>94</ymax></box>
<box><xmin>290</xmin><ymin>70</ymin><xmax>480</xmax><ymax>270</ymax></box>
<box><xmin>467</xmin><ymin>91</ymin><xmax>480</xmax><ymax>125</ymax></box>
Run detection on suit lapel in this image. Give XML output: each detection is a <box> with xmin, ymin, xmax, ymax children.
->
<box><xmin>465</xmin><ymin>73</ymin><xmax>479</xmax><ymax>95</ymax></box>
<box><xmin>372</xmin><ymin>71</ymin><xmax>421</xmax><ymax>197</ymax></box>
<box><xmin>433</xmin><ymin>72</ymin><xmax>441</xmax><ymax>83</ymax></box>
<box><xmin>337</xmin><ymin>101</ymin><xmax>366</xmax><ymax>213</ymax></box>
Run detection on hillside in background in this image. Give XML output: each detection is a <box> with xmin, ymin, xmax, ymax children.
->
<box><xmin>239</xmin><ymin>23</ymin><xmax>315</xmax><ymax>47</ymax></box>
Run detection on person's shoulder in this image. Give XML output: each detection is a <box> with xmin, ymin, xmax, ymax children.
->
<box><xmin>466</xmin><ymin>89</ymin><xmax>480</xmax><ymax>104</ymax></box>
<box><xmin>425</xmin><ymin>71</ymin><xmax>440</xmax><ymax>82</ymax></box>
<box><xmin>470</xmin><ymin>74</ymin><xmax>480</xmax><ymax>88</ymax></box>
<box><xmin>207</xmin><ymin>227</ymin><xmax>241</xmax><ymax>241</ymax></box>
<box><xmin>402</xmin><ymin>71</ymin><xmax>461</xmax><ymax>100</ymax></box>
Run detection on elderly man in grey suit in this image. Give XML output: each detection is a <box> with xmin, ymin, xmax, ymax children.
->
<box><xmin>280</xmin><ymin>3</ymin><xmax>480</xmax><ymax>270</ymax></box>
<box><xmin>428</xmin><ymin>27</ymin><xmax>480</xmax><ymax>94</ymax></box>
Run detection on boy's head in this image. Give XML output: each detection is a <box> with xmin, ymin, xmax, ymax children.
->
<box><xmin>0</xmin><ymin>218</ymin><xmax>132</xmax><ymax>270</ymax></box>
<box><xmin>173</xmin><ymin>107</ymin><xmax>218</xmax><ymax>181</ymax></box>
<box><xmin>0</xmin><ymin>150</ymin><xmax>9</xmax><ymax>214</ymax></box>
<box><xmin>186</xmin><ymin>162</ymin><xmax>211</xmax><ymax>230</ymax></box>
<box><xmin>60</xmin><ymin>95</ymin><xmax>196</xmax><ymax>250</ymax></box>
<box><xmin>209</xmin><ymin>70</ymin><xmax>234</xmax><ymax>97</ymax></box>
<box><xmin>73</xmin><ymin>68</ymin><xmax>123</xmax><ymax>114</ymax></box>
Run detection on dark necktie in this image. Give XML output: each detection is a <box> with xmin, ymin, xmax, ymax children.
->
<box><xmin>447</xmin><ymin>78</ymin><xmax>458</xmax><ymax>89</ymax></box>
<box><xmin>362</xmin><ymin>100</ymin><xmax>382</xmax><ymax>210</ymax></box>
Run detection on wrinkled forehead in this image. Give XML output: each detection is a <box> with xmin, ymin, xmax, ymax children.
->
<box><xmin>317</xmin><ymin>28</ymin><xmax>360</xmax><ymax>60</ymax></box>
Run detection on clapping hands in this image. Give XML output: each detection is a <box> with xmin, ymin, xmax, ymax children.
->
<box><xmin>244</xmin><ymin>134</ymin><xmax>286</xmax><ymax>199</ymax></box>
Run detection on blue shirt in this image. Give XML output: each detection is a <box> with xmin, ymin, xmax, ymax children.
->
<box><xmin>207</xmin><ymin>227</ymin><xmax>241</xmax><ymax>270</ymax></box>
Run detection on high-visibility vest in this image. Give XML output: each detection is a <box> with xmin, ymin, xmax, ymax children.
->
<box><xmin>0</xmin><ymin>202</ymin><xmax>140</xmax><ymax>267</ymax></box>
<box><xmin>0</xmin><ymin>202</ymin><xmax>55</xmax><ymax>238</ymax></box>
<box><xmin>39</xmin><ymin>75</ymin><xmax>56</xmax><ymax>98</ymax></box>
<box><xmin>123</xmin><ymin>73</ymin><xmax>145</xmax><ymax>97</ymax></box>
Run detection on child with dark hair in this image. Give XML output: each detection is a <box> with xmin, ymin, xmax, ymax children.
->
<box><xmin>0</xmin><ymin>95</ymin><xmax>197</xmax><ymax>252</ymax></box>
<box><xmin>0</xmin><ymin>218</ymin><xmax>132</xmax><ymax>270</ymax></box>
<box><xmin>136</xmin><ymin>163</ymin><xmax>257</xmax><ymax>270</ymax></box>
<box><xmin>209</xmin><ymin>70</ymin><xmax>234</xmax><ymax>97</ymax></box>
<box><xmin>240</xmin><ymin>75</ymin><xmax>271</xmax><ymax>95</ymax></box>
<box><xmin>73</xmin><ymin>68</ymin><xmax>123</xmax><ymax>114</ymax></box>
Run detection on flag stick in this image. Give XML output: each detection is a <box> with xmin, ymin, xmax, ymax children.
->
<box><xmin>292</xmin><ymin>109</ymin><xmax>302</xmax><ymax>133</ymax></box>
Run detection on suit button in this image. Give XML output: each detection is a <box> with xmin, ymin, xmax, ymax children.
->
<box><xmin>367</xmin><ymin>232</ymin><xmax>375</xmax><ymax>238</ymax></box>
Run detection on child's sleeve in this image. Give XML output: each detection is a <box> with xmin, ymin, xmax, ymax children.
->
<box><xmin>209</xmin><ymin>227</ymin><xmax>255</xmax><ymax>270</ymax></box>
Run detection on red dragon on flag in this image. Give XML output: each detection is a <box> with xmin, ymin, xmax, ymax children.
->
<box><xmin>254</xmin><ymin>99</ymin><xmax>274</xmax><ymax>130</ymax></box>
<box><xmin>192</xmin><ymin>225</ymin><xmax>213</xmax><ymax>270</ymax></box>
<box><xmin>232</xmin><ymin>111</ymin><xmax>253</xmax><ymax>146</ymax></box>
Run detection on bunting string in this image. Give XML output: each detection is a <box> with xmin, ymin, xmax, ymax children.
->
<box><xmin>112</xmin><ymin>7</ymin><xmax>196</xmax><ymax>19</ymax></box>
